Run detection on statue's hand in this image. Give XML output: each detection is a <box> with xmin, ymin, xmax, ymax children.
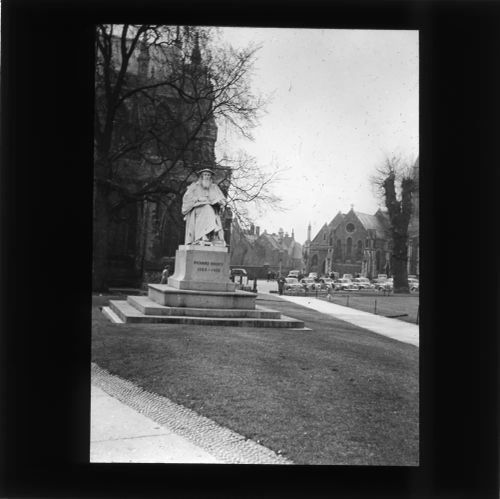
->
<box><xmin>195</xmin><ymin>197</ymin><xmax>209</xmax><ymax>206</ymax></box>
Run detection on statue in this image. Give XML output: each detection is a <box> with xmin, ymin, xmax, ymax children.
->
<box><xmin>181</xmin><ymin>169</ymin><xmax>227</xmax><ymax>245</ymax></box>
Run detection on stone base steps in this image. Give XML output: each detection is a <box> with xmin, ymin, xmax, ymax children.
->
<box><xmin>127</xmin><ymin>295</ymin><xmax>281</xmax><ymax>319</ymax></box>
<box><xmin>109</xmin><ymin>299</ymin><xmax>305</xmax><ymax>329</ymax></box>
<box><xmin>148</xmin><ymin>284</ymin><xmax>256</xmax><ymax>309</ymax></box>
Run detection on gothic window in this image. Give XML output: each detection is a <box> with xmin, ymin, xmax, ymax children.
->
<box><xmin>356</xmin><ymin>240</ymin><xmax>363</xmax><ymax>260</ymax></box>
<box><xmin>346</xmin><ymin>223</ymin><xmax>355</xmax><ymax>233</ymax></box>
<box><xmin>346</xmin><ymin>237</ymin><xmax>352</xmax><ymax>259</ymax></box>
<box><xmin>336</xmin><ymin>239</ymin><xmax>342</xmax><ymax>260</ymax></box>
<box><xmin>365</xmin><ymin>238</ymin><xmax>370</xmax><ymax>248</ymax></box>
<box><xmin>311</xmin><ymin>254</ymin><xmax>318</xmax><ymax>266</ymax></box>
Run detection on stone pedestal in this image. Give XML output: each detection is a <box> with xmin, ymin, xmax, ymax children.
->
<box><xmin>168</xmin><ymin>245</ymin><xmax>236</xmax><ymax>292</ymax></box>
<box><xmin>148</xmin><ymin>284</ymin><xmax>256</xmax><ymax>309</ymax></box>
<box><xmin>105</xmin><ymin>244</ymin><xmax>306</xmax><ymax>328</ymax></box>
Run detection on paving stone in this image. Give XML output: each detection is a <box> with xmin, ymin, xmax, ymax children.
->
<box><xmin>91</xmin><ymin>363</ymin><xmax>293</xmax><ymax>465</ymax></box>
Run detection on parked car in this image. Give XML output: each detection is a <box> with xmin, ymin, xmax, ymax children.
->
<box><xmin>334</xmin><ymin>278</ymin><xmax>358</xmax><ymax>291</ymax></box>
<box><xmin>353</xmin><ymin>277</ymin><xmax>374</xmax><ymax>290</ymax></box>
<box><xmin>231</xmin><ymin>268</ymin><xmax>248</xmax><ymax>284</ymax></box>
<box><xmin>372</xmin><ymin>276</ymin><xmax>387</xmax><ymax>289</ymax></box>
<box><xmin>318</xmin><ymin>277</ymin><xmax>335</xmax><ymax>289</ymax></box>
<box><xmin>284</xmin><ymin>277</ymin><xmax>304</xmax><ymax>292</ymax></box>
<box><xmin>300</xmin><ymin>277</ymin><xmax>321</xmax><ymax>290</ymax></box>
<box><xmin>230</xmin><ymin>268</ymin><xmax>247</xmax><ymax>278</ymax></box>
<box><xmin>378</xmin><ymin>278</ymin><xmax>393</xmax><ymax>291</ymax></box>
<box><xmin>308</xmin><ymin>272</ymin><xmax>318</xmax><ymax>280</ymax></box>
<box><xmin>342</xmin><ymin>273</ymin><xmax>353</xmax><ymax>280</ymax></box>
<box><xmin>287</xmin><ymin>270</ymin><xmax>300</xmax><ymax>278</ymax></box>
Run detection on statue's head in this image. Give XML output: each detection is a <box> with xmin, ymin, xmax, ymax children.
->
<box><xmin>197</xmin><ymin>168</ymin><xmax>214</xmax><ymax>189</ymax></box>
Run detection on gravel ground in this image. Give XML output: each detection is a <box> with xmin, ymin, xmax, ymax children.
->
<box><xmin>92</xmin><ymin>363</ymin><xmax>292</xmax><ymax>465</ymax></box>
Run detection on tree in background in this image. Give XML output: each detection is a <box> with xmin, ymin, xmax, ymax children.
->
<box><xmin>219</xmin><ymin>150</ymin><xmax>283</xmax><ymax>229</ymax></box>
<box><xmin>371</xmin><ymin>155</ymin><xmax>416</xmax><ymax>293</ymax></box>
<box><xmin>94</xmin><ymin>24</ymin><xmax>275</xmax><ymax>291</ymax></box>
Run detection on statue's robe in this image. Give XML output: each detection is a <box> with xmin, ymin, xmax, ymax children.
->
<box><xmin>181</xmin><ymin>181</ymin><xmax>226</xmax><ymax>244</ymax></box>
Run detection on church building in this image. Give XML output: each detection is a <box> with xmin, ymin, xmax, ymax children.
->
<box><xmin>304</xmin><ymin>158</ymin><xmax>419</xmax><ymax>279</ymax></box>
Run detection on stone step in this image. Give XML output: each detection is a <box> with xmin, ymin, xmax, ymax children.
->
<box><xmin>109</xmin><ymin>300</ymin><xmax>305</xmax><ymax>329</ymax></box>
<box><xmin>127</xmin><ymin>295</ymin><xmax>281</xmax><ymax>319</ymax></box>
<box><xmin>148</xmin><ymin>284</ymin><xmax>256</xmax><ymax>309</ymax></box>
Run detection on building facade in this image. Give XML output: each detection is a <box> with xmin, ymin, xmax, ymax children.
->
<box><xmin>230</xmin><ymin>224</ymin><xmax>304</xmax><ymax>278</ymax></box>
<box><xmin>305</xmin><ymin>158</ymin><xmax>419</xmax><ymax>279</ymax></box>
<box><xmin>305</xmin><ymin>208</ymin><xmax>391</xmax><ymax>279</ymax></box>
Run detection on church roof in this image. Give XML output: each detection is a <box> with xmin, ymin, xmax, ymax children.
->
<box><xmin>354</xmin><ymin>211</ymin><xmax>389</xmax><ymax>238</ymax></box>
<box><xmin>328</xmin><ymin>211</ymin><xmax>344</xmax><ymax>229</ymax></box>
<box><xmin>311</xmin><ymin>223</ymin><xmax>329</xmax><ymax>243</ymax></box>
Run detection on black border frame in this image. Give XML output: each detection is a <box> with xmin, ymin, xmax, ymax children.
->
<box><xmin>1</xmin><ymin>0</ymin><xmax>498</xmax><ymax>497</ymax></box>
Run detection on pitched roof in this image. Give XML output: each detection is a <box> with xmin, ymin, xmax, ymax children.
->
<box><xmin>328</xmin><ymin>211</ymin><xmax>344</xmax><ymax>230</ymax></box>
<box><xmin>312</xmin><ymin>223</ymin><xmax>329</xmax><ymax>243</ymax></box>
<box><xmin>354</xmin><ymin>211</ymin><xmax>389</xmax><ymax>238</ymax></box>
<box><xmin>259</xmin><ymin>232</ymin><xmax>281</xmax><ymax>250</ymax></box>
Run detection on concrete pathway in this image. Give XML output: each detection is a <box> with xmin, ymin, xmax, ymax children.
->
<box><xmin>273</xmin><ymin>295</ymin><xmax>419</xmax><ymax>347</ymax></box>
<box><xmin>254</xmin><ymin>279</ymin><xmax>418</xmax><ymax>347</ymax></box>
<box><xmin>91</xmin><ymin>364</ymin><xmax>292</xmax><ymax>465</ymax></box>
<box><xmin>91</xmin><ymin>385</ymin><xmax>220</xmax><ymax>463</ymax></box>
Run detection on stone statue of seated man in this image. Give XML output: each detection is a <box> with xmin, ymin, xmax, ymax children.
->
<box><xmin>181</xmin><ymin>168</ymin><xmax>227</xmax><ymax>246</ymax></box>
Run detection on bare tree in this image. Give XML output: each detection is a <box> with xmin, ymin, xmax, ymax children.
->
<box><xmin>371</xmin><ymin>155</ymin><xmax>416</xmax><ymax>293</ymax></box>
<box><xmin>93</xmin><ymin>24</ymin><xmax>270</xmax><ymax>291</ymax></box>
<box><xmin>218</xmin><ymin>150</ymin><xmax>284</xmax><ymax>230</ymax></box>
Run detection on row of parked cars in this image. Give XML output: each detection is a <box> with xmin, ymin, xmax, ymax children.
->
<box><xmin>284</xmin><ymin>272</ymin><xmax>419</xmax><ymax>293</ymax></box>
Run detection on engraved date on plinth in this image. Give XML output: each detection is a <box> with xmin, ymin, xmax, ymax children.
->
<box><xmin>194</xmin><ymin>260</ymin><xmax>224</xmax><ymax>273</ymax></box>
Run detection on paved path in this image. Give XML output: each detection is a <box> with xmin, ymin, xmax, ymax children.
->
<box><xmin>277</xmin><ymin>295</ymin><xmax>419</xmax><ymax>347</ymax></box>
<box><xmin>91</xmin><ymin>385</ymin><xmax>220</xmax><ymax>463</ymax></box>
<box><xmin>255</xmin><ymin>280</ymin><xmax>418</xmax><ymax>347</ymax></box>
<box><xmin>91</xmin><ymin>364</ymin><xmax>291</xmax><ymax>464</ymax></box>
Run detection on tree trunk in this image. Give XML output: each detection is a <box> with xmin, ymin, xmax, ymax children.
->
<box><xmin>383</xmin><ymin>171</ymin><xmax>411</xmax><ymax>294</ymax></box>
<box><xmin>391</xmin><ymin>233</ymin><xmax>409</xmax><ymax>293</ymax></box>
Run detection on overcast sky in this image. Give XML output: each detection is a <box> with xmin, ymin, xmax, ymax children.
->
<box><xmin>214</xmin><ymin>27</ymin><xmax>419</xmax><ymax>244</ymax></box>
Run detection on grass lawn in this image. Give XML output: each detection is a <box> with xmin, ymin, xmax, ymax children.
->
<box><xmin>314</xmin><ymin>292</ymin><xmax>419</xmax><ymax>324</ymax></box>
<box><xmin>92</xmin><ymin>294</ymin><xmax>419</xmax><ymax>465</ymax></box>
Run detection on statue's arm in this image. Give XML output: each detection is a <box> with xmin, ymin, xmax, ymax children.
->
<box><xmin>181</xmin><ymin>184</ymin><xmax>198</xmax><ymax>216</ymax></box>
<box><xmin>182</xmin><ymin>184</ymin><xmax>212</xmax><ymax>215</ymax></box>
<box><xmin>210</xmin><ymin>185</ymin><xmax>227</xmax><ymax>207</ymax></box>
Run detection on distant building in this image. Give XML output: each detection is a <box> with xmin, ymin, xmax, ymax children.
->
<box><xmin>305</xmin><ymin>158</ymin><xmax>419</xmax><ymax>279</ymax></box>
<box><xmin>305</xmin><ymin>208</ymin><xmax>391</xmax><ymax>279</ymax></box>
<box><xmin>230</xmin><ymin>224</ymin><xmax>304</xmax><ymax>277</ymax></box>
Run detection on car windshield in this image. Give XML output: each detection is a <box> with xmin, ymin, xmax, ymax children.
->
<box><xmin>286</xmin><ymin>278</ymin><xmax>298</xmax><ymax>283</ymax></box>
